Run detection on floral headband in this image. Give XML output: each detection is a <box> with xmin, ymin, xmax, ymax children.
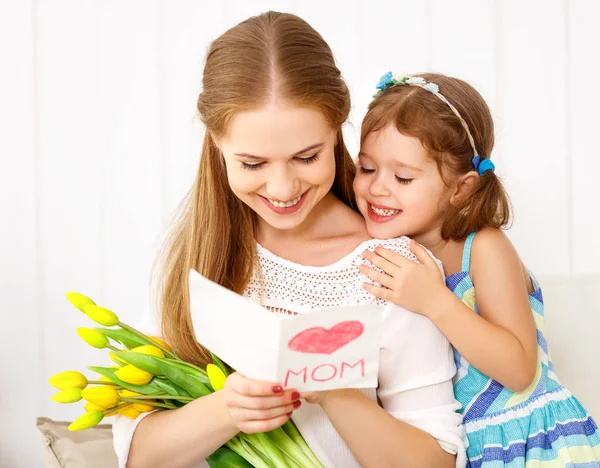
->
<box><xmin>374</xmin><ymin>72</ymin><xmax>495</xmax><ymax>175</ymax></box>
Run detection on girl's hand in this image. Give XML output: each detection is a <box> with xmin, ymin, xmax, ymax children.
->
<box><xmin>359</xmin><ymin>240</ymin><xmax>446</xmax><ymax>316</ymax></box>
<box><xmin>223</xmin><ymin>372</ymin><xmax>302</xmax><ymax>433</ymax></box>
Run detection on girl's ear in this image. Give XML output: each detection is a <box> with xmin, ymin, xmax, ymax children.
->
<box><xmin>450</xmin><ymin>171</ymin><xmax>479</xmax><ymax>205</ymax></box>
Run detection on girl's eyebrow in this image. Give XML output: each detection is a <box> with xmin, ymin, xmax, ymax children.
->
<box><xmin>235</xmin><ymin>143</ymin><xmax>324</xmax><ymax>160</ymax></box>
<box><xmin>394</xmin><ymin>161</ymin><xmax>423</xmax><ymax>172</ymax></box>
<box><xmin>359</xmin><ymin>151</ymin><xmax>423</xmax><ymax>172</ymax></box>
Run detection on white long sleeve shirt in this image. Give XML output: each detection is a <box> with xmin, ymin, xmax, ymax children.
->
<box><xmin>113</xmin><ymin>236</ymin><xmax>466</xmax><ymax>467</ymax></box>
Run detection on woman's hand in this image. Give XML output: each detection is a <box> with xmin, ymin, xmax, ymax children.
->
<box><xmin>223</xmin><ymin>372</ymin><xmax>302</xmax><ymax>433</ymax></box>
<box><xmin>359</xmin><ymin>239</ymin><xmax>446</xmax><ymax>316</ymax></box>
<box><xmin>301</xmin><ymin>389</ymin><xmax>354</xmax><ymax>406</ymax></box>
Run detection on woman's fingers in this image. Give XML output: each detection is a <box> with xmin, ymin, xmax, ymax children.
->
<box><xmin>226</xmin><ymin>390</ymin><xmax>300</xmax><ymax>410</ymax></box>
<box><xmin>237</xmin><ymin>414</ymin><xmax>293</xmax><ymax>434</ymax></box>
<box><xmin>225</xmin><ymin>372</ymin><xmax>284</xmax><ymax>397</ymax></box>
<box><xmin>230</xmin><ymin>400</ymin><xmax>301</xmax><ymax>423</ymax></box>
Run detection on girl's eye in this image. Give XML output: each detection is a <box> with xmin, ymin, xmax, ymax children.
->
<box><xmin>395</xmin><ymin>176</ymin><xmax>413</xmax><ymax>185</ymax></box>
<box><xmin>297</xmin><ymin>153</ymin><xmax>320</xmax><ymax>164</ymax></box>
<box><xmin>241</xmin><ymin>162</ymin><xmax>265</xmax><ymax>170</ymax></box>
<box><xmin>359</xmin><ymin>166</ymin><xmax>375</xmax><ymax>174</ymax></box>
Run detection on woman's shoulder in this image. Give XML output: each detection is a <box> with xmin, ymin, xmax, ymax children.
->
<box><xmin>364</xmin><ymin>236</ymin><xmax>416</xmax><ymax>260</ymax></box>
<box><xmin>366</xmin><ymin>236</ymin><xmax>445</xmax><ymax>277</ymax></box>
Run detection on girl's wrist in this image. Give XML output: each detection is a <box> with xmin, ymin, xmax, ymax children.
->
<box><xmin>424</xmin><ymin>286</ymin><xmax>456</xmax><ymax>323</ymax></box>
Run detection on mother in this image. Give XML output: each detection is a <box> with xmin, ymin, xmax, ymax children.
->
<box><xmin>114</xmin><ymin>11</ymin><xmax>465</xmax><ymax>468</ymax></box>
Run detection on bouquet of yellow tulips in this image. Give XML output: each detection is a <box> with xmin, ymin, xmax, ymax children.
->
<box><xmin>49</xmin><ymin>292</ymin><xmax>323</xmax><ymax>468</ymax></box>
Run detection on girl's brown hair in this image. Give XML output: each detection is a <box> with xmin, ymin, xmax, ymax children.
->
<box><xmin>361</xmin><ymin>73</ymin><xmax>510</xmax><ymax>240</ymax></box>
<box><xmin>155</xmin><ymin>12</ymin><xmax>356</xmax><ymax>366</ymax></box>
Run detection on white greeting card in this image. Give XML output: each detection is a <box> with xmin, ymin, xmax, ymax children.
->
<box><xmin>188</xmin><ymin>269</ymin><xmax>383</xmax><ymax>391</ymax></box>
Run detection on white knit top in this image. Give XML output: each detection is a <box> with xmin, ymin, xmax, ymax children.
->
<box><xmin>113</xmin><ymin>237</ymin><xmax>466</xmax><ymax>467</ymax></box>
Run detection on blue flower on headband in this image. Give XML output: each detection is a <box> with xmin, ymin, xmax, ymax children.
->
<box><xmin>376</xmin><ymin>71</ymin><xmax>394</xmax><ymax>90</ymax></box>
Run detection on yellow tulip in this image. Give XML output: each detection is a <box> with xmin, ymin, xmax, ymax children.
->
<box><xmin>149</xmin><ymin>336</ymin><xmax>173</xmax><ymax>351</ymax></box>
<box><xmin>77</xmin><ymin>328</ymin><xmax>108</xmax><ymax>349</ymax></box>
<box><xmin>120</xmin><ymin>389</ymin><xmax>155</xmax><ymax>412</ymax></box>
<box><xmin>65</xmin><ymin>292</ymin><xmax>96</xmax><ymax>313</ymax></box>
<box><xmin>51</xmin><ymin>388</ymin><xmax>82</xmax><ymax>403</ymax></box>
<box><xmin>114</xmin><ymin>365</ymin><xmax>153</xmax><ymax>385</ymax></box>
<box><xmin>207</xmin><ymin>364</ymin><xmax>227</xmax><ymax>391</ymax></box>
<box><xmin>109</xmin><ymin>353</ymin><xmax>126</xmax><ymax>366</ymax></box>
<box><xmin>83</xmin><ymin>304</ymin><xmax>119</xmax><ymax>326</ymax></box>
<box><xmin>81</xmin><ymin>386</ymin><xmax>120</xmax><ymax>409</ymax></box>
<box><xmin>130</xmin><ymin>345</ymin><xmax>164</xmax><ymax>358</ymax></box>
<box><xmin>48</xmin><ymin>370</ymin><xmax>88</xmax><ymax>390</ymax></box>
<box><xmin>104</xmin><ymin>403</ymin><xmax>126</xmax><ymax>417</ymax></box>
<box><xmin>68</xmin><ymin>410</ymin><xmax>104</xmax><ymax>431</ymax></box>
<box><xmin>84</xmin><ymin>402</ymin><xmax>104</xmax><ymax>412</ymax></box>
<box><xmin>119</xmin><ymin>406</ymin><xmax>141</xmax><ymax>419</ymax></box>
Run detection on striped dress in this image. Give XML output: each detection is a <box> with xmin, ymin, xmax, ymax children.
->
<box><xmin>446</xmin><ymin>232</ymin><xmax>600</xmax><ymax>467</ymax></box>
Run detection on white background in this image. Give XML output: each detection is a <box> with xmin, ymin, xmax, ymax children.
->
<box><xmin>1</xmin><ymin>0</ymin><xmax>599</xmax><ymax>466</ymax></box>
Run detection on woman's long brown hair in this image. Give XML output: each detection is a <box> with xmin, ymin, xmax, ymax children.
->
<box><xmin>154</xmin><ymin>12</ymin><xmax>357</xmax><ymax>366</ymax></box>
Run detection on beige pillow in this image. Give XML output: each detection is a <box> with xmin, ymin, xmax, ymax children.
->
<box><xmin>36</xmin><ymin>417</ymin><xmax>118</xmax><ymax>468</ymax></box>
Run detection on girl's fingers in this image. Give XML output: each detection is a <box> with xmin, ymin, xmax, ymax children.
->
<box><xmin>362</xmin><ymin>282</ymin><xmax>393</xmax><ymax>301</ymax></box>
<box><xmin>409</xmin><ymin>239</ymin><xmax>437</xmax><ymax>267</ymax></box>
<box><xmin>361</xmin><ymin>249</ymin><xmax>402</xmax><ymax>277</ymax></box>
<box><xmin>359</xmin><ymin>265</ymin><xmax>395</xmax><ymax>289</ymax></box>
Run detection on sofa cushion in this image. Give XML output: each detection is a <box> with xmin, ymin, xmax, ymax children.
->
<box><xmin>36</xmin><ymin>417</ymin><xmax>118</xmax><ymax>468</ymax></box>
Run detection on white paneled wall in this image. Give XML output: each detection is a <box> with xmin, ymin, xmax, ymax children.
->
<box><xmin>1</xmin><ymin>1</ymin><xmax>599</xmax><ymax>466</ymax></box>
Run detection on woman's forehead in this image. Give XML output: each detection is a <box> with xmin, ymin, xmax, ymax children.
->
<box><xmin>222</xmin><ymin>102</ymin><xmax>334</xmax><ymax>158</ymax></box>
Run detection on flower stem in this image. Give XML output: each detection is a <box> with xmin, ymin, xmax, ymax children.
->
<box><xmin>254</xmin><ymin>432</ymin><xmax>289</xmax><ymax>468</ymax></box>
<box><xmin>102</xmin><ymin>403</ymin><xmax>129</xmax><ymax>416</ymax></box>
<box><xmin>117</xmin><ymin>321</ymin><xmax>179</xmax><ymax>360</ymax></box>
<box><xmin>231</xmin><ymin>437</ymin><xmax>272</xmax><ymax>468</ymax></box>
<box><xmin>227</xmin><ymin>437</ymin><xmax>271</xmax><ymax>468</ymax></box>
<box><xmin>125</xmin><ymin>394</ymin><xmax>194</xmax><ymax>402</ymax></box>
<box><xmin>163</xmin><ymin>358</ymin><xmax>208</xmax><ymax>377</ymax></box>
<box><xmin>121</xmin><ymin>398</ymin><xmax>175</xmax><ymax>409</ymax></box>
<box><xmin>282</xmin><ymin>421</ymin><xmax>323</xmax><ymax>467</ymax></box>
<box><xmin>107</xmin><ymin>344</ymin><xmax>122</xmax><ymax>353</ymax></box>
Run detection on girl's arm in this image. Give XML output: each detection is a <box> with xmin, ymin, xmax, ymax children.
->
<box><xmin>361</xmin><ymin>230</ymin><xmax>538</xmax><ymax>393</ymax></box>
<box><xmin>428</xmin><ymin>229</ymin><xmax>538</xmax><ymax>392</ymax></box>
<box><xmin>304</xmin><ymin>306</ymin><xmax>466</xmax><ymax>468</ymax></box>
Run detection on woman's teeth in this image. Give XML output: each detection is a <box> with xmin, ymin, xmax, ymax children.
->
<box><xmin>371</xmin><ymin>205</ymin><xmax>399</xmax><ymax>217</ymax></box>
<box><xmin>268</xmin><ymin>195</ymin><xmax>302</xmax><ymax>208</ymax></box>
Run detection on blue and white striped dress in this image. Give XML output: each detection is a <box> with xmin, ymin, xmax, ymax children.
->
<box><xmin>446</xmin><ymin>232</ymin><xmax>600</xmax><ymax>467</ymax></box>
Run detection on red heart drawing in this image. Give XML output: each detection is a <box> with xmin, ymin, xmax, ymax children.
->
<box><xmin>288</xmin><ymin>321</ymin><xmax>364</xmax><ymax>355</ymax></box>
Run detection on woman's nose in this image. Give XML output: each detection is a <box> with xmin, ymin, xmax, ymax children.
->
<box><xmin>266</xmin><ymin>166</ymin><xmax>300</xmax><ymax>201</ymax></box>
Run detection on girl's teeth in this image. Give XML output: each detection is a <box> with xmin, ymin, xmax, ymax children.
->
<box><xmin>371</xmin><ymin>205</ymin><xmax>399</xmax><ymax>217</ymax></box>
<box><xmin>268</xmin><ymin>195</ymin><xmax>302</xmax><ymax>208</ymax></box>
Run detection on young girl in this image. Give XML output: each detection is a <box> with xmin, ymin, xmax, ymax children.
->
<box><xmin>113</xmin><ymin>18</ymin><xmax>465</xmax><ymax>468</ymax></box>
<box><xmin>356</xmin><ymin>71</ymin><xmax>600</xmax><ymax>467</ymax></box>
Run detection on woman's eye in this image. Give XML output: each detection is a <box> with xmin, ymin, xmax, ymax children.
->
<box><xmin>241</xmin><ymin>162</ymin><xmax>265</xmax><ymax>170</ymax></box>
<box><xmin>395</xmin><ymin>176</ymin><xmax>413</xmax><ymax>185</ymax></box>
<box><xmin>297</xmin><ymin>153</ymin><xmax>320</xmax><ymax>164</ymax></box>
<box><xmin>359</xmin><ymin>166</ymin><xmax>375</xmax><ymax>174</ymax></box>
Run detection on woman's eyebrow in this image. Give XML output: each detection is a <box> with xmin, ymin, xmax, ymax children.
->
<box><xmin>235</xmin><ymin>142</ymin><xmax>324</xmax><ymax>159</ymax></box>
